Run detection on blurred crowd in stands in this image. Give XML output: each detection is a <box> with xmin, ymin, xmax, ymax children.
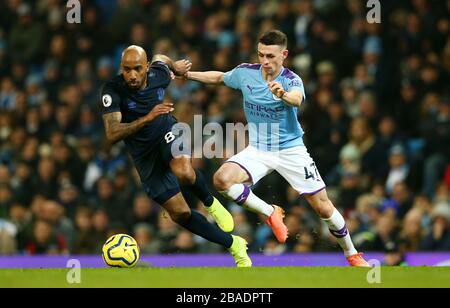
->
<box><xmin>0</xmin><ymin>0</ymin><xmax>449</xmax><ymax>257</ymax></box>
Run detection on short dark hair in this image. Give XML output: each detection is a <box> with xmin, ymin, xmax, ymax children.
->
<box><xmin>259</xmin><ymin>30</ymin><xmax>288</xmax><ymax>48</ymax></box>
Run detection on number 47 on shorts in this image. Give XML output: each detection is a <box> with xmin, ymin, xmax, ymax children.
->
<box><xmin>304</xmin><ymin>163</ymin><xmax>320</xmax><ymax>181</ymax></box>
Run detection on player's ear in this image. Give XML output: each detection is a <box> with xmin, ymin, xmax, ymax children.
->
<box><xmin>147</xmin><ymin>62</ymin><xmax>150</xmax><ymax>72</ymax></box>
<box><xmin>282</xmin><ymin>49</ymin><xmax>289</xmax><ymax>60</ymax></box>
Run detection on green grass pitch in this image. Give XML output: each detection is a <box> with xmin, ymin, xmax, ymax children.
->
<box><xmin>1</xmin><ymin>267</ymin><xmax>449</xmax><ymax>288</ymax></box>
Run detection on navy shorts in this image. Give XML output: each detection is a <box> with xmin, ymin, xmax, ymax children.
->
<box><xmin>133</xmin><ymin>131</ymin><xmax>190</xmax><ymax>205</ymax></box>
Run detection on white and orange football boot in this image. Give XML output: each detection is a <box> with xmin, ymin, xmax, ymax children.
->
<box><xmin>347</xmin><ymin>252</ymin><xmax>371</xmax><ymax>267</ymax></box>
<box><xmin>266</xmin><ymin>205</ymin><xmax>289</xmax><ymax>243</ymax></box>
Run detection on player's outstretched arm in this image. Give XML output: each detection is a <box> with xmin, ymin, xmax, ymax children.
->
<box><xmin>185</xmin><ymin>71</ymin><xmax>225</xmax><ymax>85</ymax></box>
<box><xmin>102</xmin><ymin>102</ymin><xmax>174</xmax><ymax>144</ymax></box>
<box><xmin>151</xmin><ymin>54</ymin><xmax>192</xmax><ymax>76</ymax></box>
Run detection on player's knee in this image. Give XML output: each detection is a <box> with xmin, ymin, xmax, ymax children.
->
<box><xmin>213</xmin><ymin>171</ymin><xmax>232</xmax><ymax>192</ymax></box>
<box><xmin>169</xmin><ymin>208</ymin><xmax>192</xmax><ymax>224</ymax></box>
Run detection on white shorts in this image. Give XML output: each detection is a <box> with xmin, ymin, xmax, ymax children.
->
<box><xmin>227</xmin><ymin>146</ymin><xmax>326</xmax><ymax>195</ymax></box>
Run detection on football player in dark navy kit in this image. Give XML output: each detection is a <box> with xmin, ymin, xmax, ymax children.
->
<box><xmin>100</xmin><ymin>45</ymin><xmax>251</xmax><ymax>266</ymax></box>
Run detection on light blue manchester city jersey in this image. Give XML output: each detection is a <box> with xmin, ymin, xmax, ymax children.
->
<box><xmin>224</xmin><ymin>63</ymin><xmax>306</xmax><ymax>151</ymax></box>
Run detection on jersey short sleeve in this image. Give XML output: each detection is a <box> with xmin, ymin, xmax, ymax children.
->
<box><xmin>150</xmin><ymin>61</ymin><xmax>172</xmax><ymax>89</ymax></box>
<box><xmin>286</xmin><ymin>76</ymin><xmax>306</xmax><ymax>104</ymax></box>
<box><xmin>223</xmin><ymin>66</ymin><xmax>242</xmax><ymax>90</ymax></box>
<box><xmin>100</xmin><ymin>83</ymin><xmax>121</xmax><ymax>114</ymax></box>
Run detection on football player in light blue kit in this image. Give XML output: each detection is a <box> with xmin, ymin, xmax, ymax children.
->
<box><xmin>186</xmin><ymin>30</ymin><xmax>369</xmax><ymax>266</ymax></box>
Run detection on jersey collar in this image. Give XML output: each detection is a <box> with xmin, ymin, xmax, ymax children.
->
<box><xmin>259</xmin><ymin>66</ymin><xmax>285</xmax><ymax>83</ymax></box>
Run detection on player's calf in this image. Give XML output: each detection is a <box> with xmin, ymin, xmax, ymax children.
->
<box><xmin>305</xmin><ymin>189</ymin><xmax>359</xmax><ymax>258</ymax></box>
<box><xmin>167</xmin><ymin>208</ymin><xmax>192</xmax><ymax>224</ymax></box>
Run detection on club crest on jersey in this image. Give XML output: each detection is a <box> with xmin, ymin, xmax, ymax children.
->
<box><xmin>127</xmin><ymin>100</ymin><xmax>137</xmax><ymax>109</ymax></box>
<box><xmin>102</xmin><ymin>94</ymin><xmax>112</xmax><ymax>107</ymax></box>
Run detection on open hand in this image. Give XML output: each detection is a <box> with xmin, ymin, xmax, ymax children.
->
<box><xmin>144</xmin><ymin>102</ymin><xmax>174</xmax><ymax>122</ymax></box>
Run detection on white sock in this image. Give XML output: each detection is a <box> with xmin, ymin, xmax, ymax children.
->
<box><xmin>322</xmin><ymin>209</ymin><xmax>358</xmax><ymax>257</ymax></box>
<box><xmin>222</xmin><ymin>184</ymin><xmax>274</xmax><ymax>217</ymax></box>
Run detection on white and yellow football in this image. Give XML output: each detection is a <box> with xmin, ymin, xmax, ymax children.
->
<box><xmin>102</xmin><ymin>234</ymin><xmax>140</xmax><ymax>268</ymax></box>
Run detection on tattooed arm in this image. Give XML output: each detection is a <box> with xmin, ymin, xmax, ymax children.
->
<box><xmin>102</xmin><ymin>102</ymin><xmax>174</xmax><ymax>144</ymax></box>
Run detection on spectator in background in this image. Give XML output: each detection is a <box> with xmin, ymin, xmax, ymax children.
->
<box><xmin>94</xmin><ymin>177</ymin><xmax>124</xmax><ymax>226</ymax></box>
<box><xmin>395</xmin><ymin>81</ymin><xmax>420</xmax><ymax>137</ymax></box>
<box><xmin>0</xmin><ymin>164</ymin><xmax>11</xmax><ymax>187</ymax></box>
<box><xmin>75</xmin><ymin>105</ymin><xmax>102</xmax><ymax>143</ymax></box>
<box><xmin>125</xmin><ymin>192</ymin><xmax>158</xmax><ymax>233</ymax></box>
<box><xmin>420</xmin><ymin>202</ymin><xmax>450</xmax><ymax>251</ymax></box>
<box><xmin>133</xmin><ymin>223</ymin><xmax>160</xmax><ymax>254</ymax></box>
<box><xmin>112</xmin><ymin>169</ymin><xmax>135</xmax><ymax>212</ymax></box>
<box><xmin>284</xmin><ymin>214</ymin><xmax>303</xmax><ymax>252</ymax></box>
<box><xmin>293</xmin><ymin>230</ymin><xmax>316</xmax><ymax>253</ymax></box>
<box><xmin>326</xmin><ymin>143</ymin><xmax>361</xmax><ymax>187</ymax></box>
<box><xmin>156</xmin><ymin>211</ymin><xmax>179</xmax><ymax>253</ymax></box>
<box><xmin>263</xmin><ymin>236</ymin><xmax>286</xmax><ymax>255</ymax></box>
<box><xmin>0</xmin><ymin>77</ymin><xmax>17</xmax><ymax>110</ymax></box>
<box><xmin>25</xmin><ymin>74</ymin><xmax>46</xmax><ymax>107</ymax></box>
<box><xmin>73</xmin><ymin>207</ymin><xmax>98</xmax><ymax>254</ymax></box>
<box><xmin>338</xmin><ymin>165</ymin><xmax>365</xmax><ymax>212</ymax></box>
<box><xmin>361</xmin><ymin>214</ymin><xmax>398</xmax><ymax>252</ymax></box>
<box><xmin>53</xmin><ymin>141</ymin><xmax>83</xmax><ymax>188</ymax></box>
<box><xmin>355</xmin><ymin>193</ymin><xmax>383</xmax><ymax>233</ymax></box>
<box><xmin>0</xmin><ymin>184</ymin><xmax>14</xmax><ymax>218</ymax></box>
<box><xmin>10</xmin><ymin>62</ymin><xmax>27</xmax><ymax>90</ymax></box>
<box><xmin>445</xmin><ymin>165</ymin><xmax>450</xmax><ymax>190</ymax></box>
<box><xmin>391</xmin><ymin>182</ymin><xmax>414</xmax><ymax>219</ymax></box>
<box><xmin>0</xmin><ymin>39</ymin><xmax>8</xmax><ymax>77</ymax></box>
<box><xmin>58</xmin><ymin>182</ymin><xmax>82</xmax><ymax>220</ymax></box>
<box><xmin>385</xmin><ymin>144</ymin><xmax>410</xmax><ymax>194</ymax></box>
<box><xmin>377</xmin><ymin>115</ymin><xmax>406</xmax><ymax>157</ymax></box>
<box><xmin>340</xmin><ymin>78</ymin><xmax>359</xmax><ymax>118</ymax></box>
<box><xmin>12</xmin><ymin>161</ymin><xmax>34</xmax><ymax>204</ymax></box>
<box><xmin>96</xmin><ymin>57</ymin><xmax>115</xmax><ymax>85</ymax></box>
<box><xmin>75</xmin><ymin>137</ymin><xmax>100</xmax><ymax>193</ymax></box>
<box><xmin>383</xmin><ymin>241</ymin><xmax>408</xmax><ymax>266</ymax></box>
<box><xmin>347</xmin><ymin>117</ymin><xmax>386</xmax><ymax>182</ymax></box>
<box><xmin>398</xmin><ymin>208</ymin><xmax>425</xmax><ymax>252</ymax></box>
<box><xmin>8</xmin><ymin>203</ymin><xmax>33</xmax><ymax>252</ymax></box>
<box><xmin>35</xmin><ymin>157</ymin><xmax>58</xmax><ymax>199</ymax></box>
<box><xmin>171</xmin><ymin>230</ymin><xmax>199</xmax><ymax>253</ymax></box>
<box><xmin>8</xmin><ymin>3</ymin><xmax>44</xmax><ymax>63</ymax></box>
<box><xmin>91</xmin><ymin>209</ymin><xmax>109</xmax><ymax>251</ymax></box>
<box><xmin>0</xmin><ymin>219</ymin><xmax>17</xmax><ymax>255</ymax></box>
<box><xmin>43</xmin><ymin>60</ymin><xmax>61</xmax><ymax>103</ymax></box>
<box><xmin>38</xmin><ymin>200</ymin><xmax>75</xmax><ymax>252</ymax></box>
<box><xmin>25</xmin><ymin>220</ymin><xmax>68</xmax><ymax>255</ymax></box>
<box><xmin>420</xmin><ymin>96</ymin><xmax>450</xmax><ymax>198</ymax></box>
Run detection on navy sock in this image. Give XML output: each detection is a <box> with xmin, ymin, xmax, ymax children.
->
<box><xmin>179</xmin><ymin>210</ymin><xmax>233</xmax><ymax>248</ymax></box>
<box><xmin>188</xmin><ymin>169</ymin><xmax>214</xmax><ymax>207</ymax></box>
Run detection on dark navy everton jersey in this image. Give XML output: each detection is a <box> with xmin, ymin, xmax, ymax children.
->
<box><xmin>100</xmin><ymin>62</ymin><xmax>176</xmax><ymax>160</ymax></box>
